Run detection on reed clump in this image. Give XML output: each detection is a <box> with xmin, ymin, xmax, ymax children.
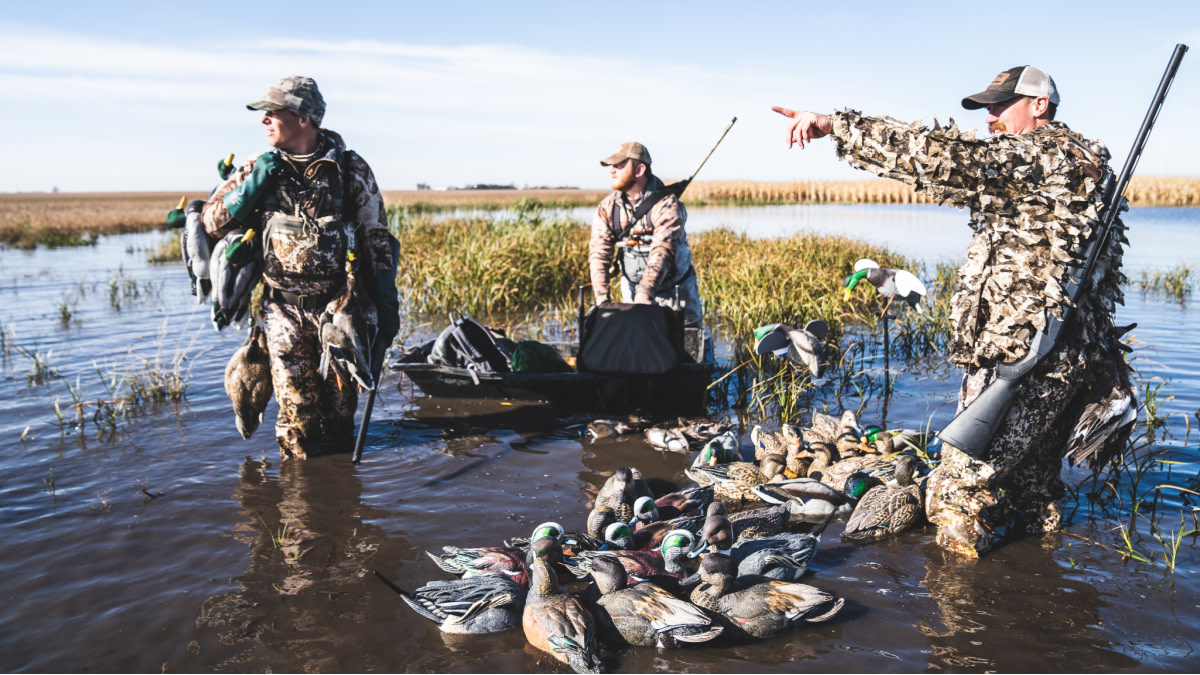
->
<box><xmin>1134</xmin><ymin>264</ymin><xmax>1193</xmax><ymax>301</ymax></box>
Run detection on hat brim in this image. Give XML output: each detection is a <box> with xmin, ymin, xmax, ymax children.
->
<box><xmin>961</xmin><ymin>89</ymin><xmax>1020</xmax><ymax>110</ymax></box>
<box><xmin>246</xmin><ymin>100</ymin><xmax>287</xmax><ymax>112</ymax></box>
<box><xmin>600</xmin><ymin>152</ymin><xmax>631</xmax><ymax>166</ymax></box>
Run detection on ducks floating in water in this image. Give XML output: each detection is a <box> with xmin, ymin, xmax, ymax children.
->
<box><xmin>375</xmin><ymin>570</ymin><xmax>526</xmax><ymax>635</ymax></box>
<box><xmin>524</xmin><ymin>537</ymin><xmax>603</xmax><ymax>674</ymax></box>
<box><xmin>588</xmin><ymin>553</ymin><xmax>722</xmax><ymax>648</ymax></box>
<box><xmin>842</xmin><ymin>455</ymin><xmax>925</xmax><ymax>543</ymax></box>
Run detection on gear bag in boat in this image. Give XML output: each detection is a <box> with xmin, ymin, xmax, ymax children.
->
<box><xmin>428</xmin><ymin>317</ymin><xmax>514</xmax><ymax>373</ymax></box>
<box><xmin>578</xmin><ymin>303</ymin><xmax>683</xmax><ymax>375</ymax></box>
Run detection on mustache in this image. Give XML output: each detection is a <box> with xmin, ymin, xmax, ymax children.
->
<box><xmin>988</xmin><ymin>121</ymin><xmax>1007</xmax><ymax>133</ymax></box>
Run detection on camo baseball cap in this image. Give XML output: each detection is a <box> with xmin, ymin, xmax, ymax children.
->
<box><xmin>962</xmin><ymin>66</ymin><xmax>1060</xmax><ymax>110</ymax></box>
<box><xmin>600</xmin><ymin>141</ymin><xmax>652</xmax><ymax>167</ymax></box>
<box><xmin>246</xmin><ymin>76</ymin><xmax>326</xmax><ymax>125</ymax></box>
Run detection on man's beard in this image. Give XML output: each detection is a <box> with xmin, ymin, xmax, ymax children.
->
<box><xmin>989</xmin><ymin>121</ymin><xmax>1007</xmax><ymax>134</ymax></box>
<box><xmin>612</xmin><ymin>171</ymin><xmax>636</xmax><ymax>192</ymax></box>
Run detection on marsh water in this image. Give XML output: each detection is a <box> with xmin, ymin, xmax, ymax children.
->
<box><xmin>2</xmin><ymin>205</ymin><xmax>1198</xmax><ymax>673</ymax></box>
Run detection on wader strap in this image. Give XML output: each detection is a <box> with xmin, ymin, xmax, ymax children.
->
<box><xmin>264</xmin><ymin>285</ymin><xmax>342</xmax><ymax>311</ymax></box>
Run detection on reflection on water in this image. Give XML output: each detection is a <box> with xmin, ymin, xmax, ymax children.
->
<box><xmin>1</xmin><ymin>206</ymin><xmax>1197</xmax><ymax>673</ymax></box>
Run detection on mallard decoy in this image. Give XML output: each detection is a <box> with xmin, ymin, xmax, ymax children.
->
<box><xmin>566</xmin><ymin>529</ymin><xmax>696</xmax><ymax>585</ymax></box>
<box><xmin>844</xmin><ymin>258</ymin><xmax>928</xmax><ymax>314</ymax></box>
<box><xmin>687</xmin><ymin>552</ymin><xmax>844</xmax><ymax>640</ymax></box>
<box><xmin>586</xmin><ymin>415</ymin><xmax>647</xmax><ymax>439</ymax></box>
<box><xmin>644</xmin><ymin>427</ymin><xmax>690</xmax><ymax>453</ymax></box>
<box><xmin>842</xmin><ymin>455</ymin><xmax>924</xmax><ymax>543</ymax></box>
<box><xmin>588</xmin><ymin>467</ymin><xmax>650</xmax><ymax>536</ymax></box>
<box><xmin>688</xmin><ymin>460</ymin><xmax>774</xmax><ymax>512</ymax></box>
<box><xmin>684</xmin><ymin>431</ymin><xmax>744</xmax><ymax>486</ymax></box>
<box><xmin>588</xmin><ymin>554</ymin><xmax>722</xmax><ymax>648</ymax></box>
<box><xmin>318</xmin><ymin>264</ymin><xmax>377</xmax><ymax>391</ymax></box>
<box><xmin>180</xmin><ymin>199</ymin><xmax>214</xmax><ymax>304</ymax></box>
<box><xmin>210</xmin><ymin>228</ymin><xmax>263</xmax><ymax>331</ymax></box>
<box><xmin>652</xmin><ymin>485</ymin><xmax>712</xmax><ymax>520</ymax></box>
<box><xmin>523</xmin><ymin>538</ymin><xmax>603</xmax><ymax>674</ymax></box>
<box><xmin>752</xmin><ymin>472</ymin><xmax>881</xmax><ymax>522</ymax></box>
<box><xmin>725</xmin><ymin>511</ymin><xmax>836</xmax><ymax>582</ymax></box>
<box><xmin>374</xmin><ymin>570</ymin><xmax>525</xmax><ymax>634</ymax></box>
<box><xmin>750</xmin><ymin>424</ymin><xmax>801</xmax><ymax>463</ymax></box>
<box><xmin>224</xmin><ymin>323</ymin><xmax>272</xmax><ymax>440</ymax></box>
<box><xmin>753</xmin><ymin>320</ymin><xmax>829</xmax><ymax>378</ymax></box>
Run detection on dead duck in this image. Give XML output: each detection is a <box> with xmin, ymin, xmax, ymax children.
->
<box><xmin>588</xmin><ymin>554</ymin><xmax>722</xmax><ymax>648</ymax></box>
<box><xmin>687</xmin><ymin>552</ymin><xmax>844</xmax><ymax>640</ymax></box>
<box><xmin>523</xmin><ymin>537</ymin><xmax>603</xmax><ymax>674</ymax></box>
<box><xmin>844</xmin><ymin>258</ymin><xmax>928</xmax><ymax>314</ymax></box>
<box><xmin>223</xmin><ymin>323</ymin><xmax>273</xmax><ymax>440</ymax></box>
<box><xmin>753</xmin><ymin>320</ymin><xmax>829</xmax><ymax>378</ymax></box>
<box><xmin>374</xmin><ymin>570</ymin><xmax>525</xmax><ymax>635</ymax></box>
<box><xmin>318</xmin><ymin>264</ymin><xmax>378</xmax><ymax>391</ymax></box>
<box><xmin>842</xmin><ymin>455</ymin><xmax>925</xmax><ymax>543</ymax></box>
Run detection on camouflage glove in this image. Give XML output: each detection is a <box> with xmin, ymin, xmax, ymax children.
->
<box><xmin>222</xmin><ymin>152</ymin><xmax>283</xmax><ymax>222</ymax></box>
<box><xmin>372</xmin><ymin>271</ymin><xmax>401</xmax><ymax>352</ymax></box>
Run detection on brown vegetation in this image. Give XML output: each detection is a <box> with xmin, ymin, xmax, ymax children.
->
<box><xmin>0</xmin><ymin>192</ymin><xmax>194</xmax><ymax>249</ymax></box>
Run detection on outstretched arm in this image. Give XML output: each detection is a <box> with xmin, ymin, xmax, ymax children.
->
<box><xmin>771</xmin><ymin>106</ymin><xmax>832</xmax><ymax>149</ymax></box>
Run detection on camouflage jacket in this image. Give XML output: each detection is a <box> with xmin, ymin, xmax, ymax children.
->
<box><xmin>589</xmin><ymin>175</ymin><xmax>692</xmax><ymax>302</ymax></box>
<box><xmin>829</xmin><ymin>110</ymin><xmax>1127</xmax><ymax>377</ymax></box>
<box><xmin>203</xmin><ymin>129</ymin><xmax>392</xmax><ymax>299</ymax></box>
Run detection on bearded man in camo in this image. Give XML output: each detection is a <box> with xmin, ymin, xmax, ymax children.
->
<box><xmin>773</xmin><ymin>66</ymin><xmax>1135</xmax><ymax>557</ymax></box>
<box><xmin>203</xmin><ymin>76</ymin><xmax>399</xmax><ymax>460</ymax></box>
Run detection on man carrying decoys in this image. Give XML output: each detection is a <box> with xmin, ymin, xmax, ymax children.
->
<box><xmin>588</xmin><ymin>142</ymin><xmax>703</xmax><ymax>328</ymax></box>
<box><xmin>203</xmin><ymin>76</ymin><xmax>400</xmax><ymax>459</ymax></box>
<box><xmin>773</xmin><ymin>65</ymin><xmax>1135</xmax><ymax>557</ymax></box>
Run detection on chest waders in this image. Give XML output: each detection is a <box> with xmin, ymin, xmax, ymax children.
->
<box><xmin>609</xmin><ymin>199</ymin><xmax>695</xmax><ymax>302</ymax></box>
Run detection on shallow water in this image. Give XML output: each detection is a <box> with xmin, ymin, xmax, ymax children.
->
<box><xmin>1</xmin><ymin>205</ymin><xmax>1197</xmax><ymax>673</ymax></box>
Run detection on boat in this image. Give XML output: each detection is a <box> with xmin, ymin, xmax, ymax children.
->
<box><xmin>393</xmin><ymin>326</ymin><xmax>717</xmax><ymax>413</ymax></box>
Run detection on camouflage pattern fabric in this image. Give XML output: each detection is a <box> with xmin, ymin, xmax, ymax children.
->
<box><xmin>828</xmin><ymin>110</ymin><xmax>1129</xmax><ymax>557</ymax></box>
<box><xmin>589</xmin><ymin>175</ymin><xmax>702</xmax><ymax>326</ymax></box>
<box><xmin>203</xmin><ymin>129</ymin><xmax>392</xmax><ymax>459</ymax></box>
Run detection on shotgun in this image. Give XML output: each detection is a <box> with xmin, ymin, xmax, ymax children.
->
<box><xmin>937</xmin><ymin>44</ymin><xmax>1188</xmax><ymax>458</ymax></box>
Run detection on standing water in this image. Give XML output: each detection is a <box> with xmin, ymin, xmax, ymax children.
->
<box><xmin>0</xmin><ymin>206</ymin><xmax>1197</xmax><ymax>672</ymax></box>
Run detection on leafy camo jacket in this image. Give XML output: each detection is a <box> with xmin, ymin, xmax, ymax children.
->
<box><xmin>203</xmin><ymin>129</ymin><xmax>393</xmax><ymax>299</ymax></box>
<box><xmin>829</xmin><ymin>110</ymin><xmax>1127</xmax><ymax>378</ymax></box>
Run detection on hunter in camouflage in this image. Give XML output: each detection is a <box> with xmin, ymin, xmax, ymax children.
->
<box><xmin>203</xmin><ymin>76</ymin><xmax>398</xmax><ymax>459</ymax></box>
<box><xmin>774</xmin><ymin>66</ymin><xmax>1134</xmax><ymax>557</ymax></box>
<box><xmin>589</xmin><ymin>141</ymin><xmax>703</xmax><ymax>328</ymax></box>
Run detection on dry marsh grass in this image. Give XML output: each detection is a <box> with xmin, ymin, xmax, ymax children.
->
<box><xmin>0</xmin><ymin>192</ymin><xmax>195</xmax><ymax>249</ymax></box>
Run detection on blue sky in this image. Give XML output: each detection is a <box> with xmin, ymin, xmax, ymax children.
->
<box><xmin>2</xmin><ymin>1</ymin><xmax>1197</xmax><ymax>192</ymax></box>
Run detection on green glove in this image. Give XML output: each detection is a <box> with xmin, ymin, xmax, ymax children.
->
<box><xmin>222</xmin><ymin>152</ymin><xmax>283</xmax><ymax>222</ymax></box>
<box><xmin>372</xmin><ymin>270</ymin><xmax>401</xmax><ymax>351</ymax></box>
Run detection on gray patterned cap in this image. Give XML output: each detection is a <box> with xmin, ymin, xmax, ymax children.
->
<box><xmin>246</xmin><ymin>76</ymin><xmax>325</xmax><ymax>125</ymax></box>
<box><xmin>962</xmin><ymin>66</ymin><xmax>1059</xmax><ymax>110</ymax></box>
<box><xmin>600</xmin><ymin>141</ymin><xmax>652</xmax><ymax>167</ymax></box>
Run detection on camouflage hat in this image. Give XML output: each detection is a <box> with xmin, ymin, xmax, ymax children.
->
<box><xmin>246</xmin><ymin>76</ymin><xmax>326</xmax><ymax>125</ymax></box>
<box><xmin>962</xmin><ymin>66</ymin><xmax>1060</xmax><ymax>110</ymax></box>
<box><xmin>600</xmin><ymin>141</ymin><xmax>652</xmax><ymax>167</ymax></box>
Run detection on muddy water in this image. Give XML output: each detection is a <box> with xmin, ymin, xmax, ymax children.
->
<box><xmin>1</xmin><ymin>206</ymin><xmax>1197</xmax><ymax>673</ymax></box>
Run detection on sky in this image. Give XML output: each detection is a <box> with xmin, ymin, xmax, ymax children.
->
<box><xmin>2</xmin><ymin>1</ymin><xmax>1198</xmax><ymax>193</ymax></box>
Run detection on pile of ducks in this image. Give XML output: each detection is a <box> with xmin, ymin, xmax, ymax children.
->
<box><xmin>375</xmin><ymin>410</ymin><xmax>934</xmax><ymax>673</ymax></box>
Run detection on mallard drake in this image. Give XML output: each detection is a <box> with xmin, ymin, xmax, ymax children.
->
<box><xmin>318</xmin><ymin>265</ymin><xmax>377</xmax><ymax>391</ymax></box>
<box><xmin>588</xmin><ymin>554</ymin><xmax>722</xmax><ymax>648</ymax></box>
<box><xmin>210</xmin><ymin>228</ymin><xmax>263</xmax><ymax>332</ymax></box>
<box><xmin>688</xmin><ymin>552</ymin><xmax>844</xmax><ymax>640</ymax></box>
<box><xmin>842</xmin><ymin>455</ymin><xmax>924</xmax><ymax>543</ymax></box>
<box><xmin>524</xmin><ymin>538</ymin><xmax>602</xmax><ymax>674</ymax></box>
<box><xmin>753</xmin><ymin>320</ymin><xmax>829</xmax><ymax>378</ymax></box>
<box><xmin>224</xmin><ymin>323</ymin><xmax>273</xmax><ymax>440</ymax></box>
<box><xmin>180</xmin><ymin>199</ymin><xmax>214</xmax><ymax>304</ymax></box>
<box><xmin>752</xmin><ymin>472</ymin><xmax>881</xmax><ymax>522</ymax></box>
<box><xmin>844</xmin><ymin>258</ymin><xmax>928</xmax><ymax>314</ymax></box>
<box><xmin>374</xmin><ymin>570</ymin><xmax>525</xmax><ymax>634</ymax></box>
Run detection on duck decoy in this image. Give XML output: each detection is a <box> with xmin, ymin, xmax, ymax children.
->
<box><xmin>842</xmin><ymin>455</ymin><xmax>925</xmax><ymax>543</ymax></box>
<box><xmin>523</xmin><ymin>537</ymin><xmax>603</xmax><ymax>674</ymax></box>
<box><xmin>844</xmin><ymin>258</ymin><xmax>928</xmax><ymax>314</ymax></box>
<box><xmin>588</xmin><ymin>467</ymin><xmax>650</xmax><ymax>536</ymax></box>
<box><xmin>752</xmin><ymin>471</ymin><xmax>881</xmax><ymax>522</ymax></box>
<box><xmin>753</xmin><ymin>320</ymin><xmax>829</xmax><ymax>379</ymax></box>
<box><xmin>687</xmin><ymin>552</ymin><xmax>844</xmax><ymax>640</ymax></box>
<box><xmin>724</xmin><ymin>511</ymin><xmax>837</xmax><ymax>581</ymax></box>
<box><xmin>566</xmin><ymin>529</ymin><xmax>696</xmax><ymax>587</ymax></box>
<box><xmin>180</xmin><ymin>199</ymin><xmax>214</xmax><ymax>304</ymax></box>
<box><xmin>374</xmin><ymin>570</ymin><xmax>525</xmax><ymax>634</ymax></box>
<box><xmin>587</xmin><ymin>415</ymin><xmax>647</xmax><ymax>439</ymax></box>
<box><xmin>427</xmin><ymin>522</ymin><xmax>565</xmax><ymax>588</ymax></box>
<box><xmin>224</xmin><ymin>323</ymin><xmax>273</xmax><ymax>440</ymax></box>
<box><xmin>210</xmin><ymin>228</ymin><xmax>263</xmax><ymax>331</ymax></box>
<box><xmin>318</xmin><ymin>263</ymin><xmax>377</xmax><ymax>391</ymax></box>
<box><xmin>588</xmin><ymin>554</ymin><xmax>722</xmax><ymax>648</ymax></box>
<box><xmin>644</xmin><ymin>427</ymin><xmax>691</xmax><ymax>453</ymax></box>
